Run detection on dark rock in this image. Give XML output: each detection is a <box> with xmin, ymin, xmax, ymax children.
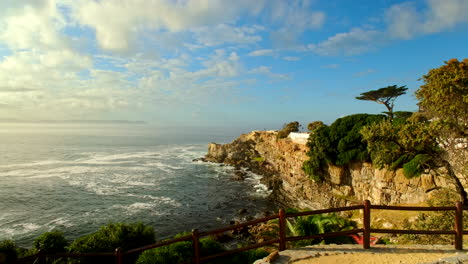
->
<box><xmin>231</xmin><ymin>170</ymin><xmax>246</xmax><ymax>181</ymax></box>
<box><xmin>237</xmin><ymin>208</ymin><xmax>248</xmax><ymax>214</ymax></box>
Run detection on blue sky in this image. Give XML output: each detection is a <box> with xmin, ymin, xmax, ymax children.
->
<box><xmin>0</xmin><ymin>0</ymin><xmax>467</xmax><ymax>130</ymax></box>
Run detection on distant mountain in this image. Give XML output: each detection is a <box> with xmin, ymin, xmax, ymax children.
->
<box><xmin>0</xmin><ymin>119</ymin><xmax>146</xmax><ymax>124</ymax></box>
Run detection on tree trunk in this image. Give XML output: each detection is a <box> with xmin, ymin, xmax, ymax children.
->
<box><xmin>442</xmin><ymin>160</ymin><xmax>468</xmax><ymax>205</ymax></box>
<box><xmin>383</xmin><ymin>102</ymin><xmax>393</xmax><ymax>119</ymax></box>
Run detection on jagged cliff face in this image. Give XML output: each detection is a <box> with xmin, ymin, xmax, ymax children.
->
<box><xmin>205</xmin><ymin>131</ymin><xmax>458</xmax><ymax>209</ymax></box>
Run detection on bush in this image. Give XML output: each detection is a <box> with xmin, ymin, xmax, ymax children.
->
<box><xmin>69</xmin><ymin>222</ymin><xmax>155</xmax><ymax>264</ymax></box>
<box><xmin>398</xmin><ymin>189</ymin><xmax>467</xmax><ymax>244</ymax></box>
<box><xmin>277</xmin><ymin>121</ymin><xmax>300</xmax><ymax>139</ymax></box>
<box><xmin>136</xmin><ymin>235</ymin><xmax>268</xmax><ymax>264</ymax></box>
<box><xmin>34</xmin><ymin>231</ymin><xmax>68</xmax><ymax>254</ymax></box>
<box><xmin>307</xmin><ymin>121</ymin><xmax>325</xmax><ymax>132</ymax></box>
<box><xmin>0</xmin><ymin>240</ymin><xmax>18</xmax><ymax>263</ymax></box>
<box><xmin>303</xmin><ymin>114</ymin><xmax>385</xmax><ymax>181</ymax></box>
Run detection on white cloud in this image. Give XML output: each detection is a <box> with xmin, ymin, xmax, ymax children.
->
<box><xmin>69</xmin><ymin>0</ymin><xmax>266</xmax><ymax>51</ymax></box>
<box><xmin>192</xmin><ymin>24</ymin><xmax>263</xmax><ymax>47</ymax></box>
<box><xmin>386</xmin><ymin>0</ymin><xmax>468</xmax><ymax>39</ymax></box>
<box><xmin>322</xmin><ymin>64</ymin><xmax>340</xmax><ymax>69</ymax></box>
<box><xmin>0</xmin><ymin>0</ymin><xmax>68</xmax><ymax>50</ymax></box>
<box><xmin>309</xmin><ymin>28</ymin><xmax>383</xmax><ymax>56</ymax></box>
<box><xmin>283</xmin><ymin>56</ymin><xmax>300</xmax><ymax>61</ymax></box>
<box><xmin>249</xmin><ymin>66</ymin><xmax>290</xmax><ymax>80</ymax></box>
<box><xmin>248</xmin><ymin>49</ymin><xmax>274</xmax><ymax>56</ymax></box>
<box><xmin>308</xmin><ymin>0</ymin><xmax>468</xmax><ymax>56</ymax></box>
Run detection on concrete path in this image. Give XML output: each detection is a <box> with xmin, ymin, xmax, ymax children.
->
<box><xmin>254</xmin><ymin>244</ymin><xmax>468</xmax><ymax>264</ymax></box>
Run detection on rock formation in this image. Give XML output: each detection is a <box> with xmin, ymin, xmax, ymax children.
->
<box><xmin>205</xmin><ymin>131</ymin><xmax>458</xmax><ymax>209</ymax></box>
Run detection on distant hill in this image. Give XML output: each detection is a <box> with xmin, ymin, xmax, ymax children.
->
<box><xmin>0</xmin><ymin>119</ymin><xmax>146</xmax><ymax>124</ymax></box>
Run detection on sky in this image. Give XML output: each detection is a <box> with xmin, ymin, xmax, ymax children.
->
<box><xmin>0</xmin><ymin>0</ymin><xmax>467</xmax><ymax>129</ymax></box>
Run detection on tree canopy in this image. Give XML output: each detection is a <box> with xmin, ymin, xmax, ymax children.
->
<box><xmin>303</xmin><ymin>114</ymin><xmax>385</xmax><ymax>181</ymax></box>
<box><xmin>356</xmin><ymin>85</ymin><xmax>408</xmax><ymax>119</ymax></box>
<box><xmin>416</xmin><ymin>58</ymin><xmax>468</xmax><ymax>139</ymax></box>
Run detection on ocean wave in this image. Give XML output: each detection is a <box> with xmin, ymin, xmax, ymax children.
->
<box><xmin>0</xmin><ymin>223</ymin><xmax>42</xmax><ymax>237</ymax></box>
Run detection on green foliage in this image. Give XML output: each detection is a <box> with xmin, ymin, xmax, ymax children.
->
<box><xmin>356</xmin><ymin>85</ymin><xmax>408</xmax><ymax>119</ymax></box>
<box><xmin>307</xmin><ymin>121</ymin><xmax>325</xmax><ymax>132</ymax></box>
<box><xmin>402</xmin><ymin>154</ymin><xmax>432</xmax><ymax>178</ymax></box>
<box><xmin>360</xmin><ymin>118</ymin><xmax>439</xmax><ymax>175</ymax></box>
<box><xmin>136</xmin><ymin>240</ymin><xmax>192</xmax><ymax>264</ymax></box>
<box><xmin>0</xmin><ymin>240</ymin><xmax>18</xmax><ymax>263</ymax></box>
<box><xmin>416</xmin><ymin>58</ymin><xmax>468</xmax><ymax>138</ymax></box>
<box><xmin>34</xmin><ymin>231</ymin><xmax>68</xmax><ymax>254</ymax></box>
<box><xmin>277</xmin><ymin>121</ymin><xmax>300</xmax><ymax>139</ymax></box>
<box><xmin>136</xmin><ymin>236</ymin><xmax>268</xmax><ymax>264</ymax></box>
<box><xmin>69</xmin><ymin>222</ymin><xmax>155</xmax><ymax>253</ymax></box>
<box><xmin>398</xmin><ymin>189</ymin><xmax>467</xmax><ymax>244</ymax></box>
<box><xmin>69</xmin><ymin>222</ymin><xmax>155</xmax><ymax>264</ymax></box>
<box><xmin>252</xmin><ymin>157</ymin><xmax>265</xmax><ymax>162</ymax></box>
<box><xmin>303</xmin><ymin>114</ymin><xmax>385</xmax><ymax>181</ymax></box>
<box><xmin>285</xmin><ymin>213</ymin><xmax>357</xmax><ymax>247</ymax></box>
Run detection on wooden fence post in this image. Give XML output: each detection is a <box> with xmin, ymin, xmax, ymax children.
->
<box><xmin>115</xmin><ymin>247</ymin><xmax>123</xmax><ymax>264</ymax></box>
<box><xmin>279</xmin><ymin>209</ymin><xmax>286</xmax><ymax>251</ymax></box>
<box><xmin>455</xmin><ymin>201</ymin><xmax>463</xmax><ymax>250</ymax></box>
<box><xmin>363</xmin><ymin>200</ymin><xmax>371</xmax><ymax>249</ymax></box>
<box><xmin>192</xmin><ymin>229</ymin><xmax>201</xmax><ymax>264</ymax></box>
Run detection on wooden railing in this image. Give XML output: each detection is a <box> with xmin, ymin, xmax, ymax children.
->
<box><xmin>14</xmin><ymin>200</ymin><xmax>467</xmax><ymax>264</ymax></box>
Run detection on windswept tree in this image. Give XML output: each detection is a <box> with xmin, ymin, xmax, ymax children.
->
<box><xmin>356</xmin><ymin>85</ymin><xmax>408</xmax><ymax>119</ymax></box>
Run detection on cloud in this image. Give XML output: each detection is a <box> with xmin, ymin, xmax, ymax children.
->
<box><xmin>192</xmin><ymin>24</ymin><xmax>263</xmax><ymax>47</ymax></box>
<box><xmin>249</xmin><ymin>66</ymin><xmax>290</xmax><ymax>80</ymax></box>
<box><xmin>268</xmin><ymin>0</ymin><xmax>325</xmax><ymax>48</ymax></box>
<box><xmin>307</xmin><ymin>0</ymin><xmax>468</xmax><ymax>56</ymax></box>
<box><xmin>69</xmin><ymin>0</ymin><xmax>266</xmax><ymax>51</ymax></box>
<box><xmin>248</xmin><ymin>49</ymin><xmax>274</xmax><ymax>56</ymax></box>
<box><xmin>385</xmin><ymin>0</ymin><xmax>468</xmax><ymax>39</ymax></box>
<box><xmin>322</xmin><ymin>64</ymin><xmax>340</xmax><ymax>69</ymax></box>
<box><xmin>309</xmin><ymin>28</ymin><xmax>383</xmax><ymax>56</ymax></box>
<box><xmin>0</xmin><ymin>0</ymin><xmax>68</xmax><ymax>50</ymax></box>
<box><xmin>283</xmin><ymin>56</ymin><xmax>300</xmax><ymax>61</ymax></box>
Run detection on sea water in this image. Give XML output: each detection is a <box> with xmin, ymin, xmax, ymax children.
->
<box><xmin>0</xmin><ymin>123</ymin><xmax>276</xmax><ymax>247</ymax></box>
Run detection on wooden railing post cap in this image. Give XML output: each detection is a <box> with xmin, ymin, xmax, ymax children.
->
<box><xmin>115</xmin><ymin>247</ymin><xmax>122</xmax><ymax>254</ymax></box>
<box><xmin>192</xmin><ymin>229</ymin><xmax>199</xmax><ymax>234</ymax></box>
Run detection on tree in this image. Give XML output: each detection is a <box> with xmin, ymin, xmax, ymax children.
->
<box><xmin>415</xmin><ymin>58</ymin><xmax>468</xmax><ymax>204</ymax></box>
<box><xmin>416</xmin><ymin>58</ymin><xmax>468</xmax><ymax>139</ymax></box>
<box><xmin>307</xmin><ymin>121</ymin><xmax>325</xmax><ymax>132</ymax></box>
<box><xmin>356</xmin><ymin>85</ymin><xmax>408</xmax><ymax>119</ymax></box>
<box><xmin>303</xmin><ymin>114</ymin><xmax>385</xmax><ymax>181</ymax></box>
<box><xmin>277</xmin><ymin>121</ymin><xmax>300</xmax><ymax>139</ymax></box>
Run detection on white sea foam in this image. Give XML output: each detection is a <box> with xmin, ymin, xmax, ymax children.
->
<box><xmin>47</xmin><ymin>217</ymin><xmax>73</xmax><ymax>228</ymax></box>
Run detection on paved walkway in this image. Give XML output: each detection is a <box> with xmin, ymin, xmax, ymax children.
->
<box><xmin>254</xmin><ymin>245</ymin><xmax>468</xmax><ymax>264</ymax></box>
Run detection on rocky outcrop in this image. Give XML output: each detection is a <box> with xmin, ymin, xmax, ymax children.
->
<box><xmin>205</xmin><ymin>131</ymin><xmax>459</xmax><ymax>209</ymax></box>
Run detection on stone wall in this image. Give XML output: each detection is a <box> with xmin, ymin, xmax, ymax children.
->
<box><xmin>205</xmin><ymin>130</ymin><xmax>460</xmax><ymax>209</ymax></box>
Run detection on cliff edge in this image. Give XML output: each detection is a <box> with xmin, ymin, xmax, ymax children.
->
<box><xmin>205</xmin><ymin>131</ymin><xmax>457</xmax><ymax>209</ymax></box>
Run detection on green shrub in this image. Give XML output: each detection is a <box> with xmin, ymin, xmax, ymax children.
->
<box><xmin>34</xmin><ymin>231</ymin><xmax>68</xmax><ymax>254</ymax></box>
<box><xmin>277</xmin><ymin>121</ymin><xmax>300</xmax><ymax>139</ymax></box>
<box><xmin>303</xmin><ymin>114</ymin><xmax>385</xmax><ymax>181</ymax></box>
<box><xmin>136</xmin><ymin>235</ymin><xmax>268</xmax><ymax>264</ymax></box>
<box><xmin>398</xmin><ymin>189</ymin><xmax>467</xmax><ymax>244</ymax></box>
<box><xmin>69</xmin><ymin>222</ymin><xmax>155</xmax><ymax>264</ymax></box>
<box><xmin>402</xmin><ymin>154</ymin><xmax>431</xmax><ymax>178</ymax></box>
<box><xmin>0</xmin><ymin>240</ymin><xmax>18</xmax><ymax>263</ymax></box>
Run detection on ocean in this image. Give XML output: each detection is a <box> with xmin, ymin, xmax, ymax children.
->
<box><xmin>0</xmin><ymin>123</ymin><xmax>276</xmax><ymax>247</ymax></box>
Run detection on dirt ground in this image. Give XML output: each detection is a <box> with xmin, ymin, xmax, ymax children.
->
<box><xmin>292</xmin><ymin>252</ymin><xmax>461</xmax><ymax>264</ymax></box>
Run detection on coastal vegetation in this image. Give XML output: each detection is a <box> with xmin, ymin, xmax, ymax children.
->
<box><xmin>0</xmin><ymin>222</ymin><xmax>269</xmax><ymax>264</ymax></box>
<box><xmin>303</xmin><ymin>58</ymin><xmax>467</xmax><ymax>203</ymax></box>
<box><xmin>355</xmin><ymin>85</ymin><xmax>408</xmax><ymax>119</ymax></box>
<box><xmin>277</xmin><ymin>121</ymin><xmax>300</xmax><ymax>139</ymax></box>
<box><xmin>302</xmin><ymin>114</ymin><xmax>386</xmax><ymax>182</ymax></box>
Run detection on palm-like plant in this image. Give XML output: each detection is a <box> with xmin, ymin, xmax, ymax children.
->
<box><xmin>286</xmin><ymin>213</ymin><xmax>357</xmax><ymax>246</ymax></box>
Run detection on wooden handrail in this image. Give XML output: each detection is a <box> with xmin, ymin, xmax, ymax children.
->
<box><xmin>14</xmin><ymin>200</ymin><xmax>467</xmax><ymax>264</ymax></box>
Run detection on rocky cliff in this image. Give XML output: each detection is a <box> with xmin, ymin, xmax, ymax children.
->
<box><xmin>205</xmin><ymin>131</ymin><xmax>458</xmax><ymax>209</ymax></box>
